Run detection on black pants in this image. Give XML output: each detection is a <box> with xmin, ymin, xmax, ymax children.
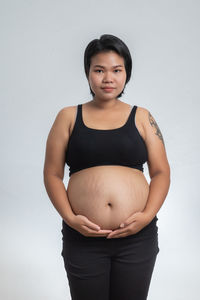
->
<box><xmin>61</xmin><ymin>216</ymin><xmax>160</xmax><ymax>300</ymax></box>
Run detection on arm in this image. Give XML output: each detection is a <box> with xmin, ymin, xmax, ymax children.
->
<box><xmin>43</xmin><ymin>107</ymin><xmax>75</xmax><ymax>226</ymax></box>
<box><xmin>43</xmin><ymin>107</ymin><xmax>113</xmax><ymax>236</ymax></box>
<box><xmin>142</xmin><ymin>109</ymin><xmax>171</xmax><ymax>222</ymax></box>
<box><xmin>106</xmin><ymin>107</ymin><xmax>171</xmax><ymax>239</ymax></box>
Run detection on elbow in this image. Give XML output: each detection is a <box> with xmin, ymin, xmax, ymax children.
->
<box><xmin>43</xmin><ymin>169</ymin><xmax>49</xmax><ymax>186</ymax></box>
<box><xmin>43</xmin><ymin>168</ymin><xmax>49</xmax><ymax>180</ymax></box>
<box><xmin>151</xmin><ymin>164</ymin><xmax>171</xmax><ymax>181</ymax></box>
<box><xmin>43</xmin><ymin>169</ymin><xmax>64</xmax><ymax>182</ymax></box>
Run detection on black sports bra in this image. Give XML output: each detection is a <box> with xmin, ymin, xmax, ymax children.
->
<box><xmin>65</xmin><ymin>104</ymin><xmax>148</xmax><ymax>177</ymax></box>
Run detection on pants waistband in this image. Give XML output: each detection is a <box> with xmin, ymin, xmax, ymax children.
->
<box><xmin>61</xmin><ymin>215</ymin><xmax>158</xmax><ymax>242</ymax></box>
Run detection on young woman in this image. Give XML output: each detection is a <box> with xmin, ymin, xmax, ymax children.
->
<box><xmin>43</xmin><ymin>34</ymin><xmax>170</xmax><ymax>300</ymax></box>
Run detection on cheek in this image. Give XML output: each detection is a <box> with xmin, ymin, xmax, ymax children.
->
<box><xmin>117</xmin><ymin>76</ymin><xmax>126</xmax><ymax>87</ymax></box>
<box><xmin>89</xmin><ymin>72</ymin><xmax>96</xmax><ymax>81</ymax></box>
<box><xmin>90</xmin><ymin>75</ymin><xmax>101</xmax><ymax>87</ymax></box>
<box><xmin>120</xmin><ymin>74</ymin><xmax>127</xmax><ymax>85</ymax></box>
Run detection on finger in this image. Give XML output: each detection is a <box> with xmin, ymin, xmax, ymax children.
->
<box><xmin>124</xmin><ymin>212</ymin><xmax>142</xmax><ymax>225</ymax></box>
<box><xmin>95</xmin><ymin>231</ymin><xmax>113</xmax><ymax>237</ymax></box>
<box><xmin>83</xmin><ymin>226</ymin><xmax>112</xmax><ymax>235</ymax></box>
<box><xmin>107</xmin><ymin>228</ymin><xmax>127</xmax><ymax>238</ymax></box>
<box><xmin>83</xmin><ymin>221</ymin><xmax>101</xmax><ymax>231</ymax></box>
<box><xmin>89</xmin><ymin>231</ymin><xmax>113</xmax><ymax>237</ymax></box>
<box><xmin>83</xmin><ymin>227</ymin><xmax>112</xmax><ymax>234</ymax></box>
<box><xmin>107</xmin><ymin>231</ymin><xmax>129</xmax><ymax>239</ymax></box>
<box><xmin>123</xmin><ymin>216</ymin><xmax>137</xmax><ymax>226</ymax></box>
<box><xmin>98</xmin><ymin>230</ymin><xmax>113</xmax><ymax>233</ymax></box>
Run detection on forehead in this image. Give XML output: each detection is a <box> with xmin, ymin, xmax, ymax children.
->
<box><xmin>90</xmin><ymin>51</ymin><xmax>125</xmax><ymax>66</ymax></box>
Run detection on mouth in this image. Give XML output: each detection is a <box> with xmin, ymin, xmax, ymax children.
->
<box><xmin>102</xmin><ymin>87</ymin><xmax>115</xmax><ymax>92</ymax></box>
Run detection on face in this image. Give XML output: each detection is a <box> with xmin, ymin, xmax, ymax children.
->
<box><xmin>88</xmin><ymin>51</ymin><xmax>127</xmax><ymax>101</ymax></box>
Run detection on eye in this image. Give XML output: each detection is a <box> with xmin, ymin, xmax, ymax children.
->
<box><xmin>114</xmin><ymin>69</ymin><xmax>121</xmax><ymax>73</ymax></box>
<box><xmin>94</xmin><ymin>70</ymin><xmax>103</xmax><ymax>73</ymax></box>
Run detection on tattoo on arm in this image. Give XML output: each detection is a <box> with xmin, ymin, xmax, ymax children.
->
<box><xmin>148</xmin><ymin>112</ymin><xmax>165</xmax><ymax>146</ymax></box>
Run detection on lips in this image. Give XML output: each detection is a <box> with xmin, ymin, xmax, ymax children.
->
<box><xmin>102</xmin><ymin>88</ymin><xmax>115</xmax><ymax>93</ymax></box>
<box><xmin>102</xmin><ymin>87</ymin><xmax>115</xmax><ymax>91</ymax></box>
<box><xmin>102</xmin><ymin>87</ymin><xmax>115</xmax><ymax>89</ymax></box>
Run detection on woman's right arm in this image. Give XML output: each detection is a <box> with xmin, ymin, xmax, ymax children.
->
<box><xmin>43</xmin><ymin>107</ymin><xmax>75</xmax><ymax>226</ymax></box>
<box><xmin>43</xmin><ymin>107</ymin><xmax>113</xmax><ymax>236</ymax></box>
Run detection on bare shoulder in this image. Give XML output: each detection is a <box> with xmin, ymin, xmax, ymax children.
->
<box><xmin>136</xmin><ymin>105</ymin><xmax>159</xmax><ymax>123</ymax></box>
<box><xmin>55</xmin><ymin>105</ymin><xmax>77</xmax><ymax>127</ymax></box>
<box><xmin>46</xmin><ymin>105</ymin><xmax>76</xmax><ymax>144</ymax></box>
<box><xmin>61</xmin><ymin>105</ymin><xmax>78</xmax><ymax>132</ymax></box>
<box><xmin>135</xmin><ymin>106</ymin><xmax>149</xmax><ymax>140</ymax></box>
<box><xmin>43</xmin><ymin>105</ymin><xmax>77</xmax><ymax>177</ymax></box>
<box><xmin>136</xmin><ymin>105</ymin><xmax>165</xmax><ymax>147</ymax></box>
<box><xmin>136</xmin><ymin>105</ymin><xmax>170</xmax><ymax>177</ymax></box>
<box><xmin>59</xmin><ymin>105</ymin><xmax>77</xmax><ymax>119</ymax></box>
<box><xmin>135</xmin><ymin>105</ymin><xmax>149</xmax><ymax>120</ymax></box>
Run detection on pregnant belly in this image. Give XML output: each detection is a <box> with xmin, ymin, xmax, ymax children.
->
<box><xmin>66</xmin><ymin>166</ymin><xmax>149</xmax><ymax>230</ymax></box>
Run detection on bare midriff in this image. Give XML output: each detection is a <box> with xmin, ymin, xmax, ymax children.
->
<box><xmin>66</xmin><ymin>165</ymin><xmax>149</xmax><ymax>230</ymax></box>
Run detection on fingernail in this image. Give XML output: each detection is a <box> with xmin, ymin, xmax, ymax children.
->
<box><xmin>120</xmin><ymin>223</ymin><xmax>124</xmax><ymax>228</ymax></box>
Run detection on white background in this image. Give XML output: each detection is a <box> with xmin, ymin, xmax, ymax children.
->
<box><xmin>1</xmin><ymin>0</ymin><xmax>199</xmax><ymax>299</ymax></box>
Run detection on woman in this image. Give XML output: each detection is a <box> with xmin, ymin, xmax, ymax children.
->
<box><xmin>43</xmin><ymin>34</ymin><xmax>170</xmax><ymax>300</ymax></box>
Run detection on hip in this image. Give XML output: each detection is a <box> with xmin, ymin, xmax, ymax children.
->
<box><xmin>61</xmin><ymin>215</ymin><xmax>159</xmax><ymax>243</ymax></box>
<box><xmin>61</xmin><ymin>216</ymin><xmax>160</xmax><ymax>260</ymax></box>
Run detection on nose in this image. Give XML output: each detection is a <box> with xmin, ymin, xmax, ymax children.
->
<box><xmin>103</xmin><ymin>72</ymin><xmax>113</xmax><ymax>82</ymax></box>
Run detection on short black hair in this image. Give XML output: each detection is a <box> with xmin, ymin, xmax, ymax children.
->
<box><xmin>84</xmin><ymin>34</ymin><xmax>132</xmax><ymax>98</ymax></box>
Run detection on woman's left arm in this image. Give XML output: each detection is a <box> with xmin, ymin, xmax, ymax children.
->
<box><xmin>141</xmin><ymin>108</ymin><xmax>171</xmax><ymax>222</ymax></box>
<box><xmin>106</xmin><ymin>107</ymin><xmax>171</xmax><ymax>238</ymax></box>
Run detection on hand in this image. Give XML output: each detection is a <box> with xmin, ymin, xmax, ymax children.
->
<box><xmin>69</xmin><ymin>214</ymin><xmax>112</xmax><ymax>237</ymax></box>
<box><xmin>106</xmin><ymin>211</ymin><xmax>150</xmax><ymax>239</ymax></box>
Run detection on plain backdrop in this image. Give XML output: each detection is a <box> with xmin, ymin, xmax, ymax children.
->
<box><xmin>1</xmin><ymin>0</ymin><xmax>199</xmax><ymax>299</ymax></box>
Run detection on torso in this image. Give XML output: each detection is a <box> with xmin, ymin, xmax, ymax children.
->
<box><xmin>66</xmin><ymin>101</ymin><xmax>149</xmax><ymax>230</ymax></box>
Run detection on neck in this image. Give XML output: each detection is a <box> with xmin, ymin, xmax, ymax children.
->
<box><xmin>91</xmin><ymin>97</ymin><xmax>121</xmax><ymax>110</ymax></box>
